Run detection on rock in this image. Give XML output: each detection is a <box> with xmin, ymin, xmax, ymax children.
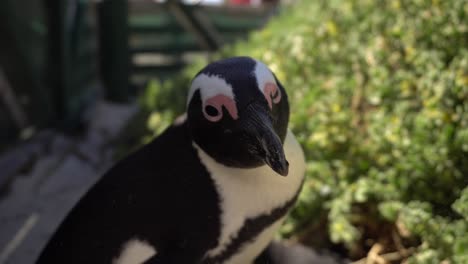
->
<box><xmin>88</xmin><ymin>101</ymin><xmax>138</xmax><ymax>138</ymax></box>
<box><xmin>0</xmin><ymin>100</ymin><xmax>137</xmax><ymax>264</ymax></box>
<box><xmin>269</xmin><ymin>241</ymin><xmax>348</xmax><ymax>264</ymax></box>
<box><xmin>37</xmin><ymin>155</ymin><xmax>98</xmax><ymax>198</ymax></box>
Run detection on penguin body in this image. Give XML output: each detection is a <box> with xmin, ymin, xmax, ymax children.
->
<box><xmin>37</xmin><ymin>57</ymin><xmax>305</xmax><ymax>264</ymax></box>
<box><xmin>200</xmin><ymin>130</ymin><xmax>304</xmax><ymax>264</ymax></box>
<box><xmin>38</xmin><ymin>122</ymin><xmax>222</xmax><ymax>263</ymax></box>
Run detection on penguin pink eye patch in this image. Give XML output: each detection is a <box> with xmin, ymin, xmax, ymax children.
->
<box><xmin>203</xmin><ymin>94</ymin><xmax>238</xmax><ymax>122</ymax></box>
<box><xmin>263</xmin><ymin>83</ymin><xmax>281</xmax><ymax>109</ymax></box>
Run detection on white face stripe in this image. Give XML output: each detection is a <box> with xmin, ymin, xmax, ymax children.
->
<box><xmin>187</xmin><ymin>60</ymin><xmax>279</xmax><ymax>121</ymax></box>
<box><xmin>188</xmin><ymin>60</ymin><xmax>276</xmax><ymax>108</ymax></box>
<box><xmin>113</xmin><ymin>239</ymin><xmax>157</xmax><ymax>264</ymax></box>
<box><xmin>187</xmin><ymin>73</ymin><xmax>235</xmax><ymax>107</ymax></box>
<box><xmin>253</xmin><ymin>60</ymin><xmax>277</xmax><ymax>95</ymax></box>
<box><xmin>173</xmin><ymin>113</ymin><xmax>187</xmax><ymax>126</ymax></box>
<box><xmin>195</xmin><ymin>130</ymin><xmax>306</xmax><ymax>260</ymax></box>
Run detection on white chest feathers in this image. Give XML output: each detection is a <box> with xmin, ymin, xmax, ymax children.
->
<box><xmin>194</xmin><ymin>130</ymin><xmax>306</xmax><ymax>264</ymax></box>
<box><xmin>113</xmin><ymin>239</ymin><xmax>156</xmax><ymax>264</ymax></box>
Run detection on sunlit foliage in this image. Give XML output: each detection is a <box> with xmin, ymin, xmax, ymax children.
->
<box><xmin>130</xmin><ymin>0</ymin><xmax>468</xmax><ymax>262</ymax></box>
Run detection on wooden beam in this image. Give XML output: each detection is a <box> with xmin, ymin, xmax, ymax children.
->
<box><xmin>97</xmin><ymin>0</ymin><xmax>131</xmax><ymax>102</ymax></box>
<box><xmin>165</xmin><ymin>0</ymin><xmax>222</xmax><ymax>51</ymax></box>
<box><xmin>0</xmin><ymin>68</ymin><xmax>28</xmax><ymax>130</ymax></box>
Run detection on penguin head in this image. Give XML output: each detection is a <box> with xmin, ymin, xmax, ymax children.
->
<box><xmin>186</xmin><ymin>57</ymin><xmax>290</xmax><ymax>176</ymax></box>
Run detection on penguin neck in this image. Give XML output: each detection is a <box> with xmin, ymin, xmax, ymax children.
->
<box><xmin>191</xmin><ymin>129</ymin><xmax>304</xmax><ymax>183</ymax></box>
<box><xmin>191</xmin><ymin>130</ymin><xmax>304</xmax><ymax>195</ymax></box>
<box><xmin>192</xmin><ymin>130</ymin><xmax>305</xmax><ymax>260</ymax></box>
<box><xmin>192</xmin><ymin>136</ymin><xmax>304</xmax><ymax>212</ymax></box>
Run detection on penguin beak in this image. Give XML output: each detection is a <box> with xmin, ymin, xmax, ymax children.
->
<box><xmin>242</xmin><ymin>104</ymin><xmax>289</xmax><ymax>176</ymax></box>
<box><xmin>261</xmin><ymin>134</ymin><xmax>289</xmax><ymax>177</ymax></box>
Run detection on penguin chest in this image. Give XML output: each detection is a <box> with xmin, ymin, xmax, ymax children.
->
<box><xmin>194</xmin><ymin>131</ymin><xmax>306</xmax><ymax>263</ymax></box>
<box><xmin>222</xmin><ymin>217</ymin><xmax>285</xmax><ymax>264</ymax></box>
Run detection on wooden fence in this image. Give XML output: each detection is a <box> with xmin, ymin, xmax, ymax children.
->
<box><xmin>0</xmin><ymin>0</ymin><xmax>276</xmax><ymax>150</ymax></box>
<box><xmin>0</xmin><ymin>0</ymin><xmax>98</xmax><ymax>150</ymax></box>
<box><xmin>127</xmin><ymin>0</ymin><xmax>275</xmax><ymax>86</ymax></box>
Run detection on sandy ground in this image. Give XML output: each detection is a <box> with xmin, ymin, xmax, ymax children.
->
<box><xmin>0</xmin><ymin>101</ymin><xmax>138</xmax><ymax>264</ymax></box>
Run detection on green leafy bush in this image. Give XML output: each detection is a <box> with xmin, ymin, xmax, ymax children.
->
<box><xmin>130</xmin><ymin>0</ymin><xmax>468</xmax><ymax>262</ymax></box>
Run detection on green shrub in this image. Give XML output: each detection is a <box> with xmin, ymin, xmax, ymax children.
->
<box><xmin>132</xmin><ymin>0</ymin><xmax>468</xmax><ymax>262</ymax></box>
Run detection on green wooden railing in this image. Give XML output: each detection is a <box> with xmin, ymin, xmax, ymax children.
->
<box><xmin>126</xmin><ymin>0</ymin><xmax>276</xmax><ymax>85</ymax></box>
<box><xmin>0</xmin><ymin>0</ymin><xmax>276</xmax><ymax>150</ymax></box>
<box><xmin>0</xmin><ymin>0</ymin><xmax>98</xmax><ymax>149</ymax></box>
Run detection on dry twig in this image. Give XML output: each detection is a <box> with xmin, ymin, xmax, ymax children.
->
<box><xmin>351</xmin><ymin>245</ymin><xmax>416</xmax><ymax>264</ymax></box>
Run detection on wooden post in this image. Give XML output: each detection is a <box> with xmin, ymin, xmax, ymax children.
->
<box><xmin>166</xmin><ymin>0</ymin><xmax>222</xmax><ymax>52</ymax></box>
<box><xmin>97</xmin><ymin>0</ymin><xmax>130</xmax><ymax>102</ymax></box>
<box><xmin>43</xmin><ymin>0</ymin><xmax>69</xmax><ymax>121</ymax></box>
<box><xmin>0</xmin><ymin>0</ymin><xmax>51</xmax><ymax>128</ymax></box>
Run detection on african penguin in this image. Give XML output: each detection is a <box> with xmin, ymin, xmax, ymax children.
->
<box><xmin>37</xmin><ymin>56</ymin><xmax>305</xmax><ymax>264</ymax></box>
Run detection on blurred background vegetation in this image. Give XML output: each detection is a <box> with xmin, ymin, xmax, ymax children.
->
<box><xmin>123</xmin><ymin>0</ymin><xmax>468</xmax><ymax>263</ymax></box>
<box><xmin>0</xmin><ymin>0</ymin><xmax>466</xmax><ymax>263</ymax></box>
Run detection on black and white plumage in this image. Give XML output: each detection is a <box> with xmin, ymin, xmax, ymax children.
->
<box><xmin>37</xmin><ymin>57</ymin><xmax>305</xmax><ymax>264</ymax></box>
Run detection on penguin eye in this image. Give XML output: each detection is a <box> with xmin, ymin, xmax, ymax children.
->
<box><xmin>263</xmin><ymin>83</ymin><xmax>281</xmax><ymax>109</ymax></box>
<box><xmin>271</xmin><ymin>89</ymin><xmax>280</xmax><ymax>100</ymax></box>
<box><xmin>203</xmin><ymin>94</ymin><xmax>238</xmax><ymax>122</ymax></box>
<box><xmin>203</xmin><ymin>104</ymin><xmax>222</xmax><ymax>122</ymax></box>
<box><xmin>205</xmin><ymin>105</ymin><xmax>219</xmax><ymax>117</ymax></box>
